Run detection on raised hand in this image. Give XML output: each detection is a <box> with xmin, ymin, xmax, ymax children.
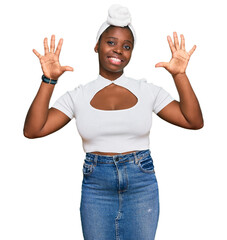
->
<box><xmin>155</xmin><ymin>32</ymin><xmax>196</xmax><ymax>76</ymax></box>
<box><xmin>33</xmin><ymin>35</ymin><xmax>73</xmax><ymax>80</ymax></box>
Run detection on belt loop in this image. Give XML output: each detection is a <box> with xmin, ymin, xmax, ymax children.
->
<box><xmin>133</xmin><ymin>152</ymin><xmax>139</xmax><ymax>165</ymax></box>
<box><xmin>94</xmin><ymin>155</ymin><xmax>98</xmax><ymax>166</ymax></box>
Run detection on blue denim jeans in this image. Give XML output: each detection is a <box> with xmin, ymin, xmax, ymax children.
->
<box><xmin>80</xmin><ymin>149</ymin><xmax>159</xmax><ymax>240</ymax></box>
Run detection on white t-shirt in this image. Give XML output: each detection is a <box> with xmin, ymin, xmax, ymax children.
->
<box><xmin>52</xmin><ymin>74</ymin><xmax>174</xmax><ymax>153</ymax></box>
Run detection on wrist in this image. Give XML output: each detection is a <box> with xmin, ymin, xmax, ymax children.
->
<box><xmin>42</xmin><ymin>75</ymin><xmax>58</xmax><ymax>85</ymax></box>
<box><xmin>172</xmin><ymin>72</ymin><xmax>187</xmax><ymax>79</ymax></box>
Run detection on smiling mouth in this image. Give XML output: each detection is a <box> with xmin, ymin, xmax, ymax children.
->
<box><xmin>107</xmin><ymin>57</ymin><xmax>123</xmax><ymax>65</ymax></box>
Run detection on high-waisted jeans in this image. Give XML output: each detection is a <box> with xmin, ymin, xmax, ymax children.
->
<box><xmin>80</xmin><ymin>149</ymin><xmax>159</xmax><ymax>240</ymax></box>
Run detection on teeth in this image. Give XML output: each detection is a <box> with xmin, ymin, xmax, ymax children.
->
<box><xmin>110</xmin><ymin>57</ymin><xmax>121</xmax><ymax>62</ymax></box>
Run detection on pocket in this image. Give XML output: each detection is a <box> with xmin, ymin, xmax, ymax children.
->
<box><xmin>137</xmin><ymin>154</ymin><xmax>155</xmax><ymax>174</ymax></box>
<box><xmin>82</xmin><ymin>159</ymin><xmax>95</xmax><ymax>176</ymax></box>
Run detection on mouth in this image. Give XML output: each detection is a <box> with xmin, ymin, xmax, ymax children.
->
<box><xmin>107</xmin><ymin>56</ymin><xmax>123</xmax><ymax>65</ymax></box>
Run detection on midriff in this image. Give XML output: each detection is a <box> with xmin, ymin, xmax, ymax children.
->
<box><xmin>90</xmin><ymin>150</ymin><xmax>137</xmax><ymax>156</ymax></box>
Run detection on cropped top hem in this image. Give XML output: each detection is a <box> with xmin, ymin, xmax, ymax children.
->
<box><xmin>86</xmin><ymin>146</ymin><xmax>150</xmax><ymax>154</ymax></box>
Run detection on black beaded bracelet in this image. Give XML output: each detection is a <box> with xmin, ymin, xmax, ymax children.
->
<box><xmin>42</xmin><ymin>75</ymin><xmax>58</xmax><ymax>85</ymax></box>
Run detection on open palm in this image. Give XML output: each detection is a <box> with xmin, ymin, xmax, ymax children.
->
<box><xmin>155</xmin><ymin>32</ymin><xmax>196</xmax><ymax>76</ymax></box>
<box><xmin>33</xmin><ymin>35</ymin><xmax>73</xmax><ymax>80</ymax></box>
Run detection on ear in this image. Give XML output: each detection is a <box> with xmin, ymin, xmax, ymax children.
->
<box><xmin>94</xmin><ymin>42</ymin><xmax>99</xmax><ymax>53</ymax></box>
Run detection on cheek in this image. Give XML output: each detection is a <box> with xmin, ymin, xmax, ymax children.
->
<box><xmin>98</xmin><ymin>49</ymin><xmax>106</xmax><ymax>61</ymax></box>
<box><xmin>98</xmin><ymin>47</ymin><xmax>109</xmax><ymax>60</ymax></box>
<box><xmin>125</xmin><ymin>52</ymin><xmax>132</xmax><ymax>62</ymax></box>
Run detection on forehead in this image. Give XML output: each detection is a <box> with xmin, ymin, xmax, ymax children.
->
<box><xmin>102</xmin><ymin>26</ymin><xmax>134</xmax><ymax>43</ymax></box>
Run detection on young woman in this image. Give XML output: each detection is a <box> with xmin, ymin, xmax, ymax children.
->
<box><xmin>24</xmin><ymin>4</ymin><xmax>203</xmax><ymax>240</ymax></box>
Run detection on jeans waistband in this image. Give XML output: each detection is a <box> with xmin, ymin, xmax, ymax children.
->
<box><xmin>85</xmin><ymin>149</ymin><xmax>150</xmax><ymax>164</ymax></box>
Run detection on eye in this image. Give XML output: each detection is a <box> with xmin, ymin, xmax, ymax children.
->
<box><xmin>107</xmin><ymin>41</ymin><xmax>115</xmax><ymax>46</ymax></box>
<box><xmin>123</xmin><ymin>45</ymin><xmax>131</xmax><ymax>50</ymax></box>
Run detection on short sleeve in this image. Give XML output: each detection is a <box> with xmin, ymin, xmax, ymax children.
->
<box><xmin>52</xmin><ymin>85</ymin><xmax>82</xmax><ymax>119</ymax></box>
<box><xmin>147</xmin><ymin>82</ymin><xmax>174</xmax><ymax>114</ymax></box>
<box><xmin>153</xmin><ymin>87</ymin><xmax>174</xmax><ymax>114</ymax></box>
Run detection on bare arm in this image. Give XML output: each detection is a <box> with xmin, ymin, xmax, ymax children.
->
<box><xmin>23</xmin><ymin>82</ymin><xmax>70</xmax><ymax>138</ymax></box>
<box><xmin>23</xmin><ymin>35</ymin><xmax>74</xmax><ymax>138</ymax></box>
<box><xmin>155</xmin><ymin>32</ymin><xmax>203</xmax><ymax>129</ymax></box>
<box><xmin>157</xmin><ymin>73</ymin><xmax>203</xmax><ymax>129</ymax></box>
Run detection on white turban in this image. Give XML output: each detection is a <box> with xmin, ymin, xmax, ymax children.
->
<box><xmin>96</xmin><ymin>4</ymin><xmax>136</xmax><ymax>45</ymax></box>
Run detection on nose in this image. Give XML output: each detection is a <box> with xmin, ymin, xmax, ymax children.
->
<box><xmin>113</xmin><ymin>47</ymin><xmax>122</xmax><ymax>55</ymax></box>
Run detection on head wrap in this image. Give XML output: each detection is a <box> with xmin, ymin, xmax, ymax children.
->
<box><xmin>96</xmin><ymin>4</ymin><xmax>136</xmax><ymax>45</ymax></box>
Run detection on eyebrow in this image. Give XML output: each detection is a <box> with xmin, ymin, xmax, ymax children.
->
<box><xmin>106</xmin><ymin>37</ymin><xmax>133</xmax><ymax>45</ymax></box>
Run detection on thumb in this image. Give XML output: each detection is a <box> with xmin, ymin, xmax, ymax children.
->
<box><xmin>61</xmin><ymin>66</ymin><xmax>74</xmax><ymax>72</ymax></box>
<box><xmin>155</xmin><ymin>62</ymin><xmax>168</xmax><ymax>68</ymax></box>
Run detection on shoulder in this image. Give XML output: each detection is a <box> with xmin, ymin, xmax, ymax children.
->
<box><xmin>125</xmin><ymin>76</ymin><xmax>162</xmax><ymax>95</ymax></box>
<box><xmin>125</xmin><ymin>75</ymin><xmax>158</xmax><ymax>86</ymax></box>
<box><xmin>67</xmin><ymin>79</ymin><xmax>93</xmax><ymax>97</ymax></box>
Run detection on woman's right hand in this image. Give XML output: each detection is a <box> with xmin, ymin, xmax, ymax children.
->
<box><xmin>33</xmin><ymin>35</ymin><xmax>73</xmax><ymax>80</ymax></box>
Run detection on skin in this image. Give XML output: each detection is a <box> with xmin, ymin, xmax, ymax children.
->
<box><xmin>23</xmin><ymin>36</ymin><xmax>73</xmax><ymax>139</ymax></box>
<box><xmin>94</xmin><ymin>26</ymin><xmax>134</xmax><ymax>80</ymax></box>
<box><xmin>23</xmin><ymin>28</ymin><xmax>203</xmax><ymax>156</ymax></box>
<box><xmin>155</xmin><ymin>33</ymin><xmax>203</xmax><ymax>129</ymax></box>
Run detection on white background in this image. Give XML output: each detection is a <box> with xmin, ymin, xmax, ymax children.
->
<box><xmin>1</xmin><ymin>0</ymin><xmax>226</xmax><ymax>239</ymax></box>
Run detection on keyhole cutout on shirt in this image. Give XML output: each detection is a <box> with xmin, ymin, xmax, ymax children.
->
<box><xmin>90</xmin><ymin>83</ymin><xmax>138</xmax><ymax>111</ymax></box>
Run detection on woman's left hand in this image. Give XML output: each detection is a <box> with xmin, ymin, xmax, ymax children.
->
<box><xmin>155</xmin><ymin>32</ymin><xmax>196</xmax><ymax>76</ymax></box>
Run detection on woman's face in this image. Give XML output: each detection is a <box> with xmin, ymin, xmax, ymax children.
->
<box><xmin>94</xmin><ymin>26</ymin><xmax>134</xmax><ymax>80</ymax></box>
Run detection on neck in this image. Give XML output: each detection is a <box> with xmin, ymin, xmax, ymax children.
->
<box><xmin>99</xmin><ymin>70</ymin><xmax>124</xmax><ymax>81</ymax></box>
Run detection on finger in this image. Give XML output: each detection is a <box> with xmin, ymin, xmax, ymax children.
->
<box><xmin>180</xmin><ymin>34</ymin><xmax>185</xmax><ymax>50</ymax></box>
<box><xmin>44</xmin><ymin>37</ymin><xmax>49</xmax><ymax>55</ymax></box>
<box><xmin>155</xmin><ymin>62</ymin><xmax>168</xmax><ymax>68</ymax></box>
<box><xmin>55</xmin><ymin>38</ymin><xmax>63</xmax><ymax>57</ymax></box>
<box><xmin>188</xmin><ymin>45</ymin><xmax>196</xmax><ymax>56</ymax></box>
<box><xmin>33</xmin><ymin>49</ymin><xmax>42</xmax><ymax>59</ymax></box>
<box><xmin>61</xmin><ymin>66</ymin><xmax>74</xmax><ymax>72</ymax></box>
<box><xmin>173</xmin><ymin>32</ymin><xmax>180</xmax><ymax>50</ymax></box>
<box><xmin>50</xmin><ymin>35</ymin><xmax>55</xmax><ymax>53</ymax></box>
<box><xmin>167</xmin><ymin>35</ymin><xmax>176</xmax><ymax>54</ymax></box>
